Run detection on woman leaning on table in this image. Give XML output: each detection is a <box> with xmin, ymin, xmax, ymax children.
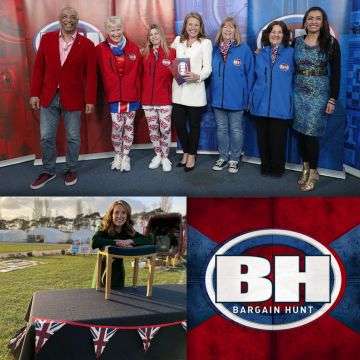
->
<box><xmin>250</xmin><ymin>21</ymin><xmax>294</xmax><ymax>177</ymax></box>
<box><xmin>91</xmin><ymin>200</ymin><xmax>152</xmax><ymax>290</ymax></box>
<box><xmin>210</xmin><ymin>17</ymin><xmax>254</xmax><ymax>174</ymax></box>
<box><xmin>171</xmin><ymin>12</ymin><xmax>212</xmax><ymax>171</ymax></box>
<box><xmin>141</xmin><ymin>24</ymin><xmax>176</xmax><ymax>172</ymax></box>
<box><xmin>293</xmin><ymin>6</ymin><xmax>340</xmax><ymax>191</ymax></box>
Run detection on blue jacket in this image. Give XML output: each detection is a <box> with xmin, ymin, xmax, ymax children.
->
<box><xmin>210</xmin><ymin>43</ymin><xmax>254</xmax><ymax>110</ymax></box>
<box><xmin>250</xmin><ymin>45</ymin><xmax>294</xmax><ymax>120</ymax></box>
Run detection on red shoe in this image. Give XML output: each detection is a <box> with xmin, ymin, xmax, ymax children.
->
<box><xmin>64</xmin><ymin>171</ymin><xmax>78</xmax><ymax>186</ymax></box>
<box><xmin>30</xmin><ymin>173</ymin><xmax>56</xmax><ymax>189</ymax></box>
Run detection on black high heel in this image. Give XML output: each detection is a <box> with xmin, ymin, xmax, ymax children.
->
<box><xmin>184</xmin><ymin>164</ymin><xmax>195</xmax><ymax>172</ymax></box>
<box><xmin>184</xmin><ymin>155</ymin><xmax>196</xmax><ymax>172</ymax></box>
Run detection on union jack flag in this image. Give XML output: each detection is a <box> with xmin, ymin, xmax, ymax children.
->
<box><xmin>181</xmin><ymin>321</ymin><xmax>187</xmax><ymax>331</ymax></box>
<box><xmin>137</xmin><ymin>326</ymin><xmax>160</xmax><ymax>352</ymax></box>
<box><xmin>90</xmin><ymin>326</ymin><xmax>117</xmax><ymax>359</ymax></box>
<box><xmin>34</xmin><ymin>319</ymin><xmax>65</xmax><ymax>353</ymax></box>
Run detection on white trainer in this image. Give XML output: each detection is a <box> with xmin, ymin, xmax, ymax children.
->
<box><xmin>149</xmin><ymin>154</ymin><xmax>162</xmax><ymax>169</ymax></box>
<box><xmin>161</xmin><ymin>157</ymin><xmax>172</xmax><ymax>172</ymax></box>
<box><xmin>228</xmin><ymin>160</ymin><xmax>239</xmax><ymax>173</ymax></box>
<box><xmin>111</xmin><ymin>154</ymin><xmax>122</xmax><ymax>170</ymax></box>
<box><xmin>122</xmin><ymin>155</ymin><xmax>131</xmax><ymax>172</ymax></box>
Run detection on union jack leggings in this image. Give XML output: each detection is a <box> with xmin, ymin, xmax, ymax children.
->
<box><xmin>143</xmin><ymin>105</ymin><xmax>172</xmax><ymax>158</ymax></box>
<box><xmin>110</xmin><ymin>111</ymin><xmax>136</xmax><ymax>156</ymax></box>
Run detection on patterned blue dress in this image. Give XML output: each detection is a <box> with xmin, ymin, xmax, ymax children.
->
<box><xmin>293</xmin><ymin>37</ymin><xmax>330</xmax><ymax>137</ymax></box>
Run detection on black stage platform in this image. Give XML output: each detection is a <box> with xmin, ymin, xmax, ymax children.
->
<box><xmin>17</xmin><ymin>284</ymin><xmax>186</xmax><ymax>360</ymax></box>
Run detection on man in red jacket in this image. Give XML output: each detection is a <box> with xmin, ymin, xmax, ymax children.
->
<box><xmin>29</xmin><ymin>6</ymin><xmax>96</xmax><ymax>189</ymax></box>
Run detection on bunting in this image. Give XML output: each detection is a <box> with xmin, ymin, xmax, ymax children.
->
<box><xmin>30</xmin><ymin>317</ymin><xmax>185</xmax><ymax>356</ymax></box>
<box><xmin>137</xmin><ymin>326</ymin><xmax>160</xmax><ymax>352</ymax></box>
<box><xmin>181</xmin><ymin>321</ymin><xmax>187</xmax><ymax>331</ymax></box>
<box><xmin>34</xmin><ymin>319</ymin><xmax>65</xmax><ymax>353</ymax></box>
<box><xmin>90</xmin><ymin>326</ymin><xmax>118</xmax><ymax>359</ymax></box>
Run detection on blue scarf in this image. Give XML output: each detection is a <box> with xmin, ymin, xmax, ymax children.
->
<box><xmin>108</xmin><ymin>36</ymin><xmax>126</xmax><ymax>56</ymax></box>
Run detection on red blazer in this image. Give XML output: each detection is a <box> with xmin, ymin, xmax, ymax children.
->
<box><xmin>141</xmin><ymin>47</ymin><xmax>176</xmax><ymax>105</ymax></box>
<box><xmin>96</xmin><ymin>39</ymin><xmax>142</xmax><ymax>103</ymax></box>
<box><xmin>30</xmin><ymin>31</ymin><xmax>97</xmax><ymax>111</ymax></box>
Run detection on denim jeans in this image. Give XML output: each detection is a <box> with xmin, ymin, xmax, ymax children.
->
<box><xmin>40</xmin><ymin>92</ymin><xmax>81</xmax><ymax>174</ymax></box>
<box><xmin>213</xmin><ymin>108</ymin><xmax>244</xmax><ymax>161</ymax></box>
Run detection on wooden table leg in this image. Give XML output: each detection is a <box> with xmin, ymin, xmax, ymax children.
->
<box><xmin>133</xmin><ymin>258</ymin><xmax>139</xmax><ymax>287</ymax></box>
<box><xmin>105</xmin><ymin>254</ymin><xmax>112</xmax><ymax>300</ymax></box>
<box><xmin>95</xmin><ymin>252</ymin><xmax>102</xmax><ymax>291</ymax></box>
<box><xmin>146</xmin><ymin>255</ymin><xmax>156</xmax><ymax>297</ymax></box>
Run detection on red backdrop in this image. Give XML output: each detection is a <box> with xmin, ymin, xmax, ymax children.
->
<box><xmin>0</xmin><ymin>0</ymin><xmax>175</xmax><ymax>162</ymax></box>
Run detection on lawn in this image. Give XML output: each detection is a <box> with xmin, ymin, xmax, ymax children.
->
<box><xmin>0</xmin><ymin>254</ymin><xmax>186</xmax><ymax>360</ymax></box>
<box><xmin>0</xmin><ymin>242</ymin><xmax>70</xmax><ymax>254</ymax></box>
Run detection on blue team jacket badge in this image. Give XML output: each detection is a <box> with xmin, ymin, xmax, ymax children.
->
<box><xmin>279</xmin><ymin>63</ymin><xmax>290</xmax><ymax>71</ymax></box>
<box><xmin>233</xmin><ymin>58</ymin><xmax>241</xmax><ymax>66</ymax></box>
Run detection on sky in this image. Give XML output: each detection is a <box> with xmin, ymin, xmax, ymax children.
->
<box><xmin>0</xmin><ymin>197</ymin><xmax>186</xmax><ymax>220</ymax></box>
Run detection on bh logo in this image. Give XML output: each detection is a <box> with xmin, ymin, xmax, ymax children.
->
<box><xmin>33</xmin><ymin>20</ymin><xmax>104</xmax><ymax>51</ymax></box>
<box><xmin>205</xmin><ymin>229</ymin><xmax>343</xmax><ymax>330</ymax></box>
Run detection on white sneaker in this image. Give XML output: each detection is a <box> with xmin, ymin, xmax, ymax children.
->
<box><xmin>149</xmin><ymin>154</ymin><xmax>162</xmax><ymax>169</ymax></box>
<box><xmin>111</xmin><ymin>154</ymin><xmax>122</xmax><ymax>170</ymax></box>
<box><xmin>228</xmin><ymin>160</ymin><xmax>239</xmax><ymax>173</ymax></box>
<box><xmin>212</xmin><ymin>158</ymin><xmax>228</xmax><ymax>171</ymax></box>
<box><xmin>161</xmin><ymin>157</ymin><xmax>172</xmax><ymax>172</ymax></box>
<box><xmin>122</xmin><ymin>155</ymin><xmax>131</xmax><ymax>172</ymax></box>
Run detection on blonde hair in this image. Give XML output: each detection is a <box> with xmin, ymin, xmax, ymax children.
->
<box><xmin>142</xmin><ymin>24</ymin><xmax>170</xmax><ymax>57</ymax></box>
<box><xmin>215</xmin><ymin>17</ymin><xmax>242</xmax><ymax>45</ymax></box>
<box><xmin>104</xmin><ymin>16</ymin><xmax>123</xmax><ymax>32</ymax></box>
<box><xmin>180</xmin><ymin>12</ymin><xmax>207</xmax><ymax>42</ymax></box>
<box><xmin>100</xmin><ymin>200</ymin><xmax>135</xmax><ymax>236</ymax></box>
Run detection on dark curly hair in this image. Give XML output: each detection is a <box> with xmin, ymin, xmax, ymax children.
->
<box><xmin>303</xmin><ymin>6</ymin><xmax>332</xmax><ymax>53</ymax></box>
<box><xmin>261</xmin><ymin>21</ymin><xmax>291</xmax><ymax>47</ymax></box>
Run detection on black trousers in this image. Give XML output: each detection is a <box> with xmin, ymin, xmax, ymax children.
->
<box><xmin>172</xmin><ymin>103</ymin><xmax>203</xmax><ymax>155</ymax></box>
<box><xmin>298</xmin><ymin>132</ymin><xmax>320</xmax><ymax>169</ymax></box>
<box><xmin>100</xmin><ymin>257</ymin><xmax>125</xmax><ymax>289</ymax></box>
<box><xmin>254</xmin><ymin>116</ymin><xmax>289</xmax><ymax>175</ymax></box>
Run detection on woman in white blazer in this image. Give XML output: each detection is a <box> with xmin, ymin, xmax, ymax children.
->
<box><xmin>171</xmin><ymin>12</ymin><xmax>212</xmax><ymax>171</ymax></box>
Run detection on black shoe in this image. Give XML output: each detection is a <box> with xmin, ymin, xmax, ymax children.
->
<box><xmin>184</xmin><ymin>165</ymin><xmax>195</xmax><ymax>172</ymax></box>
<box><xmin>176</xmin><ymin>161</ymin><xmax>186</xmax><ymax>167</ymax></box>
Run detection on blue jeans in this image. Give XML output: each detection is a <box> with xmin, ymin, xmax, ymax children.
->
<box><xmin>213</xmin><ymin>108</ymin><xmax>244</xmax><ymax>161</ymax></box>
<box><xmin>40</xmin><ymin>92</ymin><xmax>81</xmax><ymax>174</ymax></box>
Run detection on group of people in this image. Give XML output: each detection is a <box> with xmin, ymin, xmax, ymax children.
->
<box><xmin>29</xmin><ymin>6</ymin><xmax>340</xmax><ymax>192</ymax></box>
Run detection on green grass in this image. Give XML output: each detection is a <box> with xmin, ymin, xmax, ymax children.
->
<box><xmin>0</xmin><ymin>242</ymin><xmax>70</xmax><ymax>254</ymax></box>
<box><xmin>0</xmin><ymin>255</ymin><xmax>185</xmax><ymax>360</ymax></box>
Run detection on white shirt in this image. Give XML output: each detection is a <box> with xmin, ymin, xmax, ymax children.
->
<box><xmin>171</xmin><ymin>36</ymin><xmax>212</xmax><ymax>107</ymax></box>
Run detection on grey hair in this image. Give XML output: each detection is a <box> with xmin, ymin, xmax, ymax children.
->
<box><xmin>105</xmin><ymin>16</ymin><xmax>123</xmax><ymax>31</ymax></box>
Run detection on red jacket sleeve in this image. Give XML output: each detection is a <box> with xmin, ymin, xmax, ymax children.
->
<box><xmin>84</xmin><ymin>40</ymin><xmax>97</xmax><ymax>105</ymax></box>
<box><xmin>30</xmin><ymin>35</ymin><xmax>46</xmax><ymax>97</ymax></box>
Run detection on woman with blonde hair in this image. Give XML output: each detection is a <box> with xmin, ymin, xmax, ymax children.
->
<box><xmin>91</xmin><ymin>200</ymin><xmax>152</xmax><ymax>289</ymax></box>
<box><xmin>171</xmin><ymin>12</ymin><xmax>212</xmax><ymax>171</ymax></box>
<box><xmin>210</xmin><ymin>17</ymin><xmax>254</xmax><ymax>174</ymax></box>
<box><xmin>141</xmin><ymin>24</ymin><xmax>176</xmax><ymax>171</ymax></box>
<box><xmin>96</xmin><ymin>16</ymin><xmax>142</xmax><ymax>172</ymax></box>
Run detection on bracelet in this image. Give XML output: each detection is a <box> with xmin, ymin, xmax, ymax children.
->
<box><xmin>328</xmin><ymin>99</ymin><xmax>336</xmax><ymax>105</ymax></box>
